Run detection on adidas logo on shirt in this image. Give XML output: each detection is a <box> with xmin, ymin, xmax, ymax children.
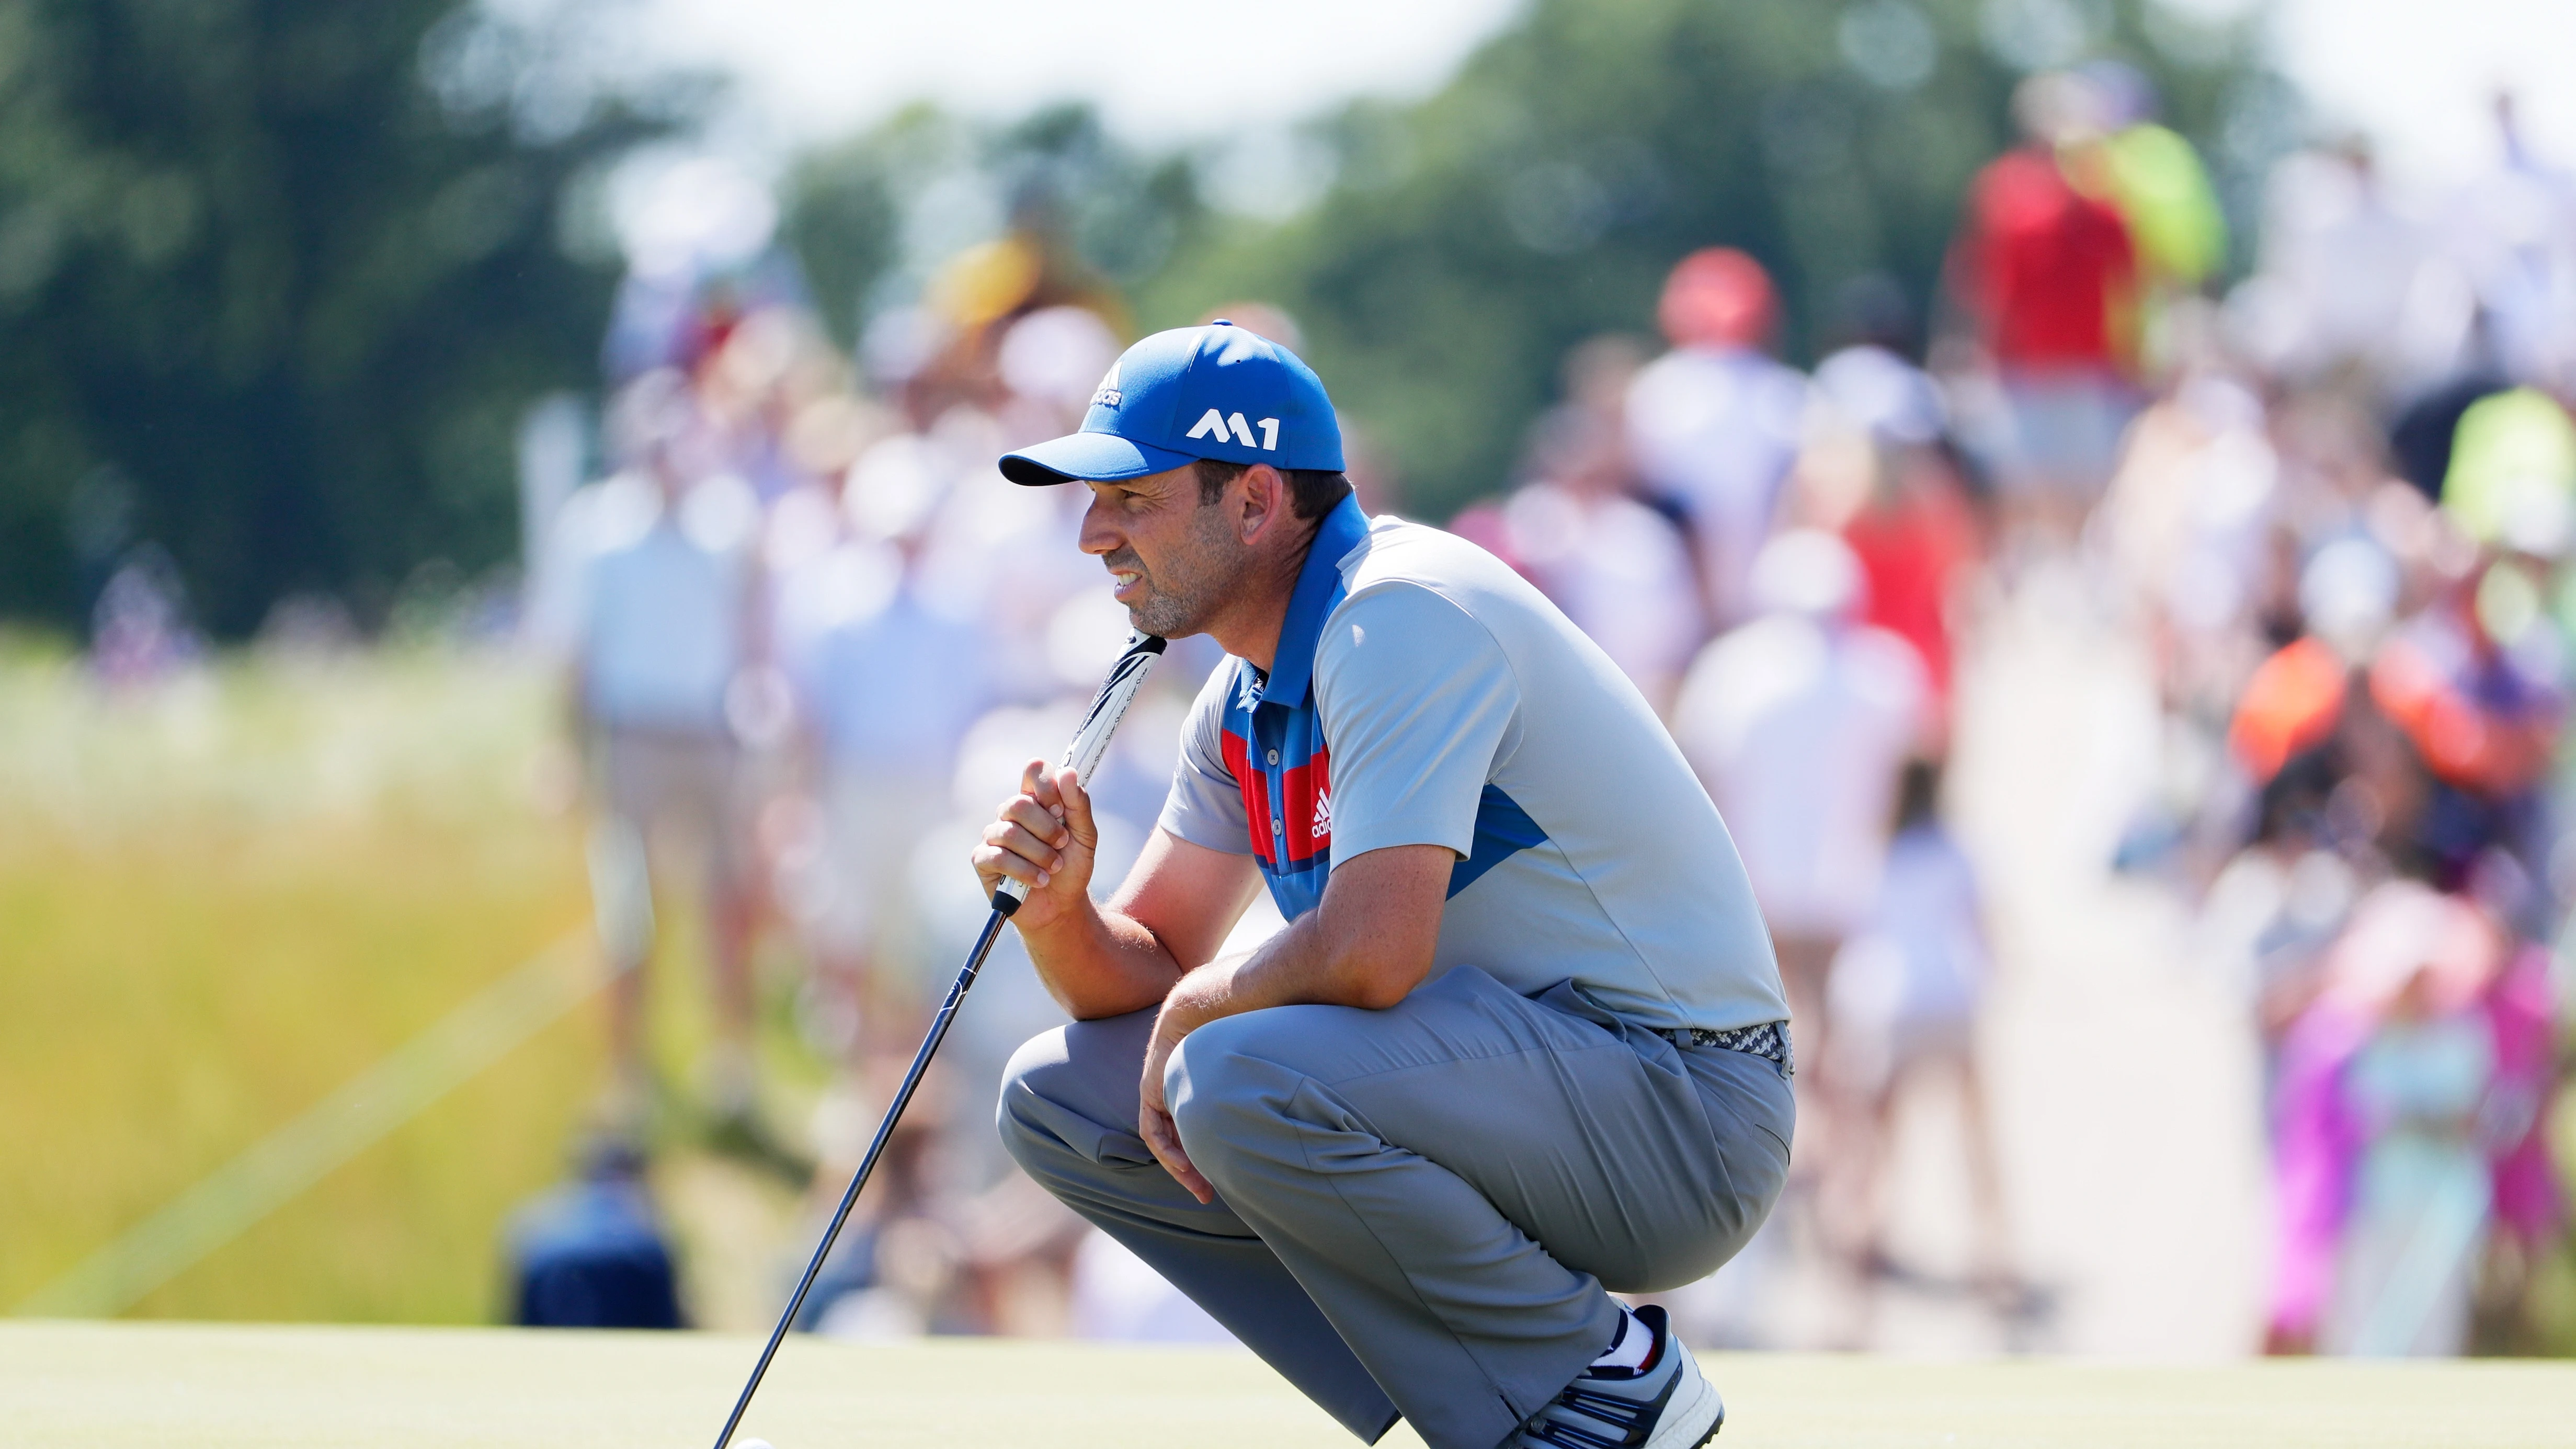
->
<box><xmin>1312</xmin><ymin>789</ymin><xmax>1332</xmax><ymax>840</ymax></box>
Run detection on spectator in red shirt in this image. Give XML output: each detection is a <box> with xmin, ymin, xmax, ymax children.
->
<box><xmin>1951</xmin><ymin>71</ymin><xmax>2140</xmax><ymax>544</ymax></box>
<box><xmin>1796</xmin><ymin>277</ymin><xmax>1986</xmax><ymax>732</ymax></box>
<box><xmin>1843</xmin><ymin>448</ymin><xmax>1981</xmax><ymax>727</ymax></box>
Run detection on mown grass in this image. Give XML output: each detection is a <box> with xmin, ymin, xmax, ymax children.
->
<box><xmin>0</xmin><ymin>640</ymin><xmax>607</xmax><ymax>1324</ymax></box>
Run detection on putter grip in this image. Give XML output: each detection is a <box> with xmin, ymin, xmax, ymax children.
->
<box><xmin>995</xmin><ymin>632</ymin><xmax>1168</xmax><ymax>913</ymax></box>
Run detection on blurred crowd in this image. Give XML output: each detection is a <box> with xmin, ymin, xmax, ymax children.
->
<box><xmin>504</xmin><ymin>64</ymin><xmax>2576</xmax><ymax>1359</ymax></box>
<box><xmin>515</xmin><ymin>202</ymin><xmax>1308</xmax><ymax>1340</ymax></box>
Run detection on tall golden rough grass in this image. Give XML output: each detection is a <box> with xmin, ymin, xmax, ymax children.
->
<box><xmin>0</xmin><ymin>639</ymin><xmax>604</xmax><ymax>1323</ymax></box>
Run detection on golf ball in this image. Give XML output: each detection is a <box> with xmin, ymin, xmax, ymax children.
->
<box><xmin>738</xmin><ymin>1441</ymin><xmax>774</xmax><ymax>1449</ymax></box>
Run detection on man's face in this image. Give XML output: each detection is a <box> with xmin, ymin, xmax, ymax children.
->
<box><xmin>1079</xmin><ymin>464</ymin><xmax>1247</xmax><ymax>638</ymax></box>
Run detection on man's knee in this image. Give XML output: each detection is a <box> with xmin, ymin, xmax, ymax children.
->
<box><xmin>996</xmin><ymin>1027</ymin><xmax>1076</xmax><ymax>1174</ymax></box>
<box><xmin>1166</xmin><ymin>1009</ymin><xmax>1324</xmax><ymax>1179</ymax></box>
<box><xmin>996</xmin><ymin>1010</ymin><xmax>1158</xmax><ymax>1182</ymax></box>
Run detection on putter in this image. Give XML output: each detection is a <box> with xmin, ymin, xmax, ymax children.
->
<box><xmin>710</xmin><ymin>631</ymin><xmax>1168</xmax><ymax>1449</ymax></box>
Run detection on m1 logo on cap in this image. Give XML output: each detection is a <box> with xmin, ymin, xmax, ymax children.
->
<box><xmin>1187</xmin><ymin>409</ymin><xmax>1281</xmax><ymax>452</ymax></box>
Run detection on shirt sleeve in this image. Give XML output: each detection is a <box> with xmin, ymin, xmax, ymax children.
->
<box><xmin>1154</xmin><ymin>660</ymin><xmax>1254</xmax><ymax>854</ymax></box>
<box><xmin>1315</xmin><ymin>583</ymin><xmax>1521</xmax><ymax>863</ymax></box>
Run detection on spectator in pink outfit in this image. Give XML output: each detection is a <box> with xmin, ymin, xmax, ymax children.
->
<box><xmin>2266</xmin><ymin>881</ymin><xmax>2560</xmax><ymax>1356</ymax></box>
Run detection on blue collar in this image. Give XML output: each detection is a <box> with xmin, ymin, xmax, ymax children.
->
<box><xmin>1257</xmin><ymin>492</ymin><xmax>1371</xmax><ymax>710</ymax></box>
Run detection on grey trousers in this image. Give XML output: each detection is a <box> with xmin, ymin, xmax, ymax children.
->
<box><xmin>997</xmin><ymin>965</ymin><xmax>1793</xmax><ymax>1449</ymax></box>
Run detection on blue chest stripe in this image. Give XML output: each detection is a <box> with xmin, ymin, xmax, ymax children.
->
<box><xmin>1446</xmin><ymin>784</ymin><xmax>1546</xmax><ymax>898</ymax></box>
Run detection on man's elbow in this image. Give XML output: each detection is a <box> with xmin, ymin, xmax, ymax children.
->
<box><xmin>1329</xmin><ymin>946</ymin><xmax>1435</xmax><ymax>1011</ymax></box>
<box><xmin>1044</xmin><ymin>972</ymin><xmax>1170</xmax><ymax>1023</ymax></box>
<box><xmin>1312</xmin><ymin>844</ymin><xmax>1450</xmax><ymax>1010</ymax></box>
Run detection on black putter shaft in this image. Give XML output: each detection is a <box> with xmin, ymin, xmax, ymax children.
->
<box><xmin>706</xmin><ymin>903</ymin><xmax>1009</xmax><ymax>1449</ymax></box>
<box><xmin>711</xmin><ymin>632</ymin><xmax>1167</xmax><ymax>1449</ymax></box>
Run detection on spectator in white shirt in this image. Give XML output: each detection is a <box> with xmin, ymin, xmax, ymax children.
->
<box><xmin>562</xmin><ymin>370</ymin><xmax>768</xmax><ymax>1143</ymax></box>
<box><xmin>1502</xmin><ymin>340</ymin><xmax>1708</xmax><ymax>714</ymax></box>
<box><xmin>1625</xmin><ymin>249</ymin><xmax>1811</xmax><ymax>627</ymax></box>
<box><xmin>1671</xmin><ymin>528</ymin><xmax>1932</xmax><ymax>1109</ymax></box>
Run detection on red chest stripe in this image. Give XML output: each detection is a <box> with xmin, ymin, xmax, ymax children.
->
<box><xmin>1221</xmin><ymin>729</ymin><xmax>1275</xmax><ymax>865</ymax></box>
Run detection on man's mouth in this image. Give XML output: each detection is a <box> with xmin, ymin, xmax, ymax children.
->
<box><xmin>1107</xmin><ymin>557</ymin><xmax>1147</xmax><ymax>599</ymax></box>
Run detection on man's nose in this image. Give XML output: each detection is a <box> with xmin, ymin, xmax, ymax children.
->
<box><xmin>1078</xmin><ymin>494</ymin><xmax>1120</xmax><ymax>556</ymax></box>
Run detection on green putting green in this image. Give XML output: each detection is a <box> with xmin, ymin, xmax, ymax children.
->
<box><xmin>6</xmin><ymin>1320</ymin><xmax>2572</xmax><ymax>1447</ymax></box>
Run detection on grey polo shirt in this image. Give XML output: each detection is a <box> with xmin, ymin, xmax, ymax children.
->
<box><xmin>1158</xmin><ymin>496</ymin><xmax>1787</xmax><ymax>1033</ymax></box>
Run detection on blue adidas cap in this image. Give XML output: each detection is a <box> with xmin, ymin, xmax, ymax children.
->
<box><xmin>999</xmin><ymin>321</ymin><xmax>1344</xmax><ymax>485</ymax></box>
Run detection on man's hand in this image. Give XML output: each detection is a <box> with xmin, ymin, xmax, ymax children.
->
<box><xmin>971</xmin><ymin>759</ymin><xmax>1098</xmax><ymax>930</ymax></box>
<box><xmin>1138</xmin><ymin>967</ymin><xmax>1230</xmax><ymax>1204</ymax></box>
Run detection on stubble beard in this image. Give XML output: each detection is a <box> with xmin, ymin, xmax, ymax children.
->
<box><xmin>1125</xmin><ymin>587</ymin><xmax>1199</xmax><ymax>640</ymax></box>
<box><xmin>1116</xmin><ymin>553</ymin><xmax>1217</xmax><ymax>639</ymax></box>
<box><xmin>1111</xmin><ymin>506</ymin><xmax>1244</xmax><ymax>640</ymax></box>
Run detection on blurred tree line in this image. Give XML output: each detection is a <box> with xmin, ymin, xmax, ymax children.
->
<box><xmin>0</xmin><ymin>0</ymin><xmax>2287</xmax><ymax>638</ymax></box>
<box><xmin>0</xmin><ymin>0</ymin><xmax>685</xmax><ymax>636</ymax></box>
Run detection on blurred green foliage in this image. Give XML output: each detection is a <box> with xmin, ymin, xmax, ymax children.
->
<box><xmin>0</xmin><ymin>0</ymin><xmax>2289</xmax><ymax>632</ymax></box>
<box><xmin>784</xmin><ymin>0</ymin><xmax>2285</xmax><ymax>520</ymax></box>
<box><xmin>0</xmin><ymin>0</ymin><xmax>681</xmax><ymax>636</ymax></box>
<box><xmin>782</xmin><ymin>101</ymin><xmax>1212</xmax><ymax>348</ymax></box>
<box><xmin>1139</xmin><ymin>0</ymin><xmax>2281</xmax><ymax>518</ymax></box>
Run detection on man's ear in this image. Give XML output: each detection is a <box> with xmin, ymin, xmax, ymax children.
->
<box><xmin>1237</xmin><ymin>463</ymin><xmax>1288</xmax><ymax>544</ymax></box>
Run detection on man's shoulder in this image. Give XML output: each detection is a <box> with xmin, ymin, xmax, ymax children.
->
<box><xmin>1333</xmin><ymin>516</ymin><xmax>1538</xmax><ymax>619</ymax></box>
<box><xmin>1318</xmin><ymin>522</ymin><xmax>1564</xmax><ymax>679</ymax></box>
<box><xmin>1305</xmin><ymin>540</ymin><xmax>1523</xmax><ymax>719</ymax></box>
<box><xmin>1315</xmin><ymin>572</ymin><xmax>1495</xmax><ymax>671</ymax></box>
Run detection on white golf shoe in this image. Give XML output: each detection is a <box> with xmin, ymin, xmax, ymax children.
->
<box><xmin>1509</xmin><ymin>1305</ymin><xmax>1723</xmax><ymax>1449</ymax></box>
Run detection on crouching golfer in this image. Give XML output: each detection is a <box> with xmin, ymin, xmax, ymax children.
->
<box><xmin>976</xmin><ymin>322</ymin><xmax>1792</xmax><ymax>1449</ymax></box>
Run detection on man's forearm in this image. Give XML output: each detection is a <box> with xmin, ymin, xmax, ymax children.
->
<box><xmin>1021</xmin><ymin>898</ymin><xmax>1188</xmax><ymax>1020</ymax></box>
<box><xmin>1171</xmin><ymin>910</ymin><xmax>1346</xmax><ymax>1022</ymax></box>
<box><xmin>1159</xmin><ymin>843</ymin><xmax>1453</xmax><ymax>1031</ymax></box>
<box><xmin>1145</xmin><ymin>902</ymin><xmax>1406</xmax><ymax>1055</ymax></box>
